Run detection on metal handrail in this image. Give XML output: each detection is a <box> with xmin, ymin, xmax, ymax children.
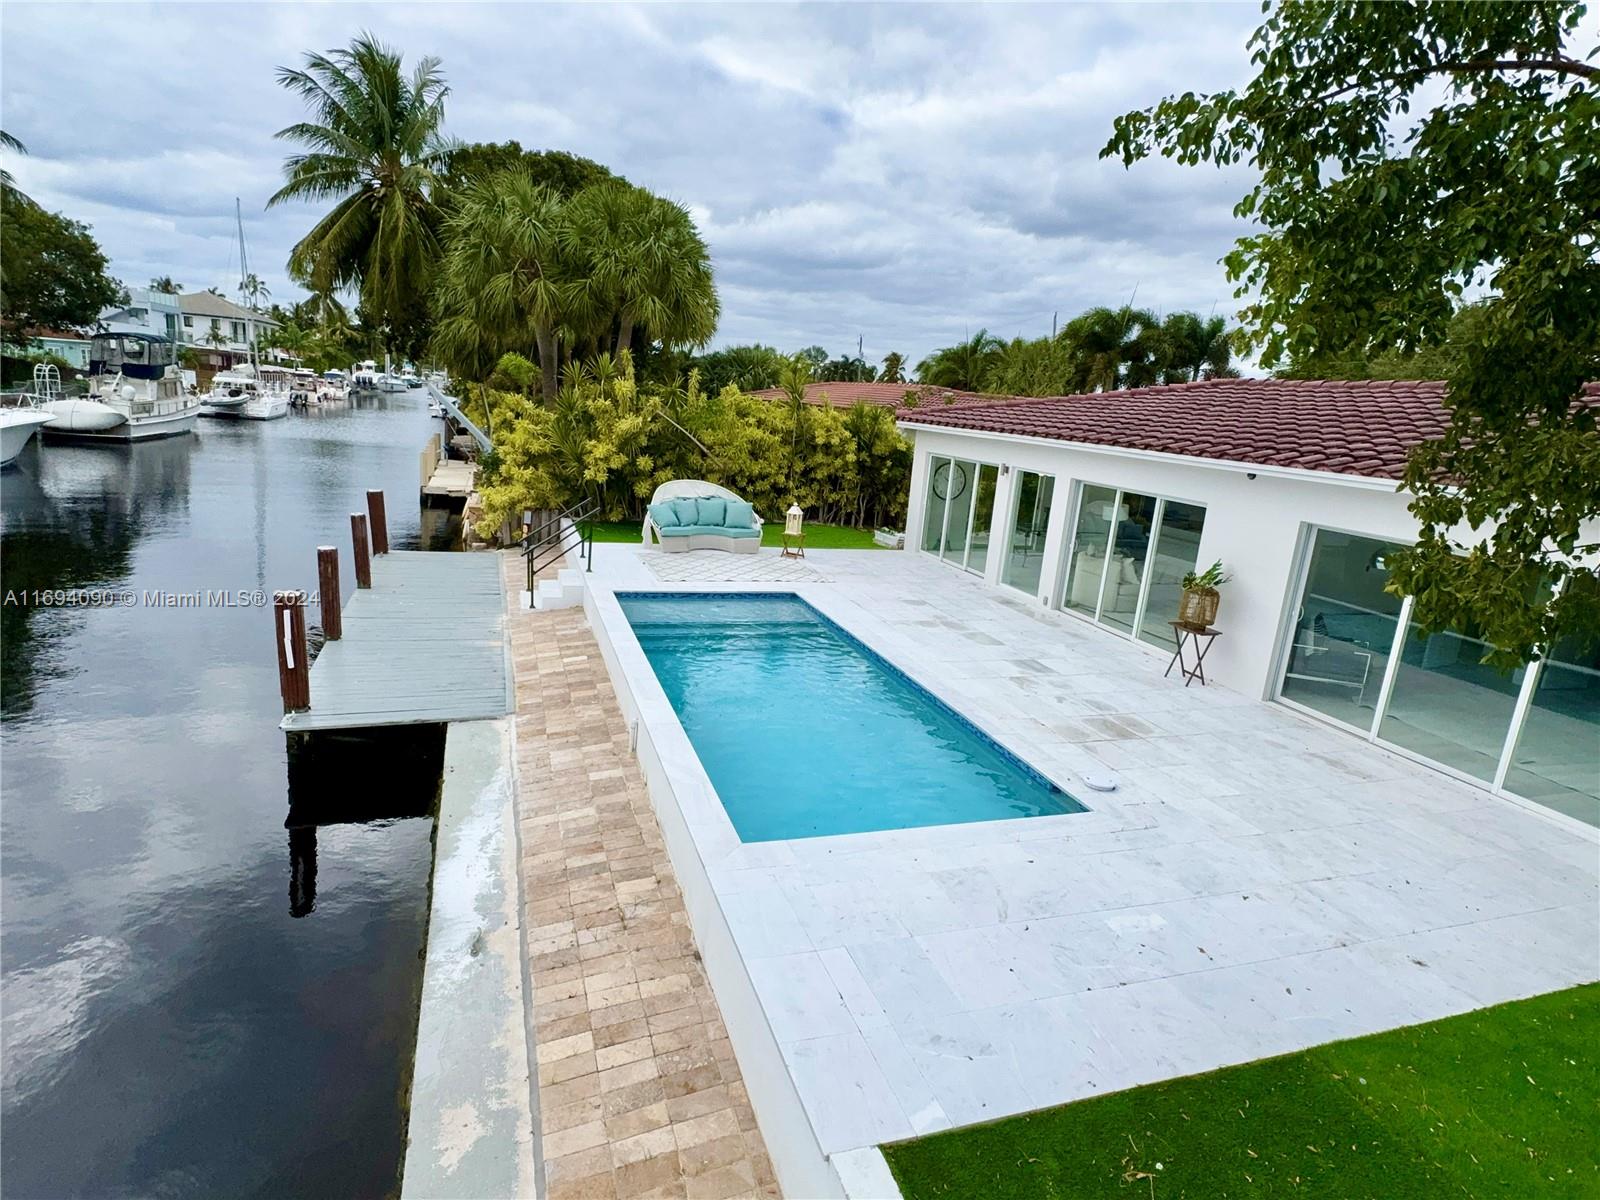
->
<box><xmin>522</xmin><ymin>499</ymin><xmax>599</xmax><ymax>591</ymax></box>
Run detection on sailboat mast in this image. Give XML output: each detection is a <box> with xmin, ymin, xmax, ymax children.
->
<box><xmin>236</xmin><ymin>197</ymin><xmax>257</xmax><ymax>374</ymax></box>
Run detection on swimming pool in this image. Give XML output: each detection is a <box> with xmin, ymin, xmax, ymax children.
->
<box><xmin>619</xmin><ymin>593</ymin><xmax>1085</xmax><ymax>841</ymax></box>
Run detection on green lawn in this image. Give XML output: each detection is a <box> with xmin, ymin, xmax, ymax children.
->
<box><xmin>585</xmin><ymin>519</ymin><xmax>886</xmax><ymax>550</ymax></box>
<box><xmin>883</xmin><ymin>985</ymin><xmax>1599</xmax><ymax>1200</ymax></box>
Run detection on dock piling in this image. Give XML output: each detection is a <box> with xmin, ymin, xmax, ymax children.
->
<box><xmin>274</xmin><ymin>591</ymin><xmax>310</xmax><ymax>712</ymax></box>
<box><xmin>366</xmin><ymin>490</ymin><xmax>389</xmax><ymax>556</ymax></box>
<box><xmin>317</xmin><ymin>546</ymin><xmax>342</xmax><ymax>640</ymax></box>
<box><xmin>351</xmin><ymin>513</ymin><xmax>372</xmax><ymax>589</ymax></box>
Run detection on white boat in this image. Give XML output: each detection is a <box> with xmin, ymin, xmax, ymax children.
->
<box><xmin>0</xmin><ymin>407</ymin><xmax>55</xmax><ymax>466</ymax></box>
<box><xmin>196</xmin><ymin>199</ymin><xmax>288</xmax><ymax>422</ymax></box>
<box><xmin>378</xmin><ymin>372</ymin><xmax>408</xmax><ymax>394</ymax></box>
<box><xmin>401</xmin><ymin>372</ymin><xmax>422</xmax><ymax>389</ymax></box>
<box><xmin>39</xmin><ymin>335</ymin><xmax>200</xmax><ymax>442</ymax></box>
<box><xmin>350</xmin><ymin>360</ymin><xmax>381</xmax><ymax>392</ymax></box>
<box><xmin>427</xmin><ymin>397</ymin><xmax>445</xmax><ymax>417</ymax></box>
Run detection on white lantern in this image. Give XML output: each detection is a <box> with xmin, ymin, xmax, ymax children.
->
<box><xmin>785</xmin><ymin>504</ymin><xmax>804</xmax><ymax>536</ymax></box>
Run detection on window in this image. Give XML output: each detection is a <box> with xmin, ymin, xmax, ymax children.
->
<box><xmin>231</xmin><ymin>321</ymin><xmax>246</xmax><ymax>341</ymax></box>
<box><xmin>1060</xmin><ymin>484</ymin><xmax>1207</xmax><ymax>649</ymax></box>
<box><xmin>183</xmin><ymin>315</ymin><xmax>193</xmax><ymax>328</ymax></box>
<box><xmin>921</xmin><ymin>456</ymin><xmax>999</xmax><ymax>576</ymax></box>
<box><xmin>1276</xmin><ymin>529</ymin><xmax>1596</xmax><ymax>828</ymax></box>
<box><xmin>1000</xmin><ymin>472</ymin><xmax>1055</xmax><ymax>595</ymax></box>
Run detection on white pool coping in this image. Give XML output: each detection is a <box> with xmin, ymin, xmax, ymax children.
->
<box><xmin>581</xmin><ymin>545</ymin><xmax>1599</xmax><ymax>1198</ymax></box>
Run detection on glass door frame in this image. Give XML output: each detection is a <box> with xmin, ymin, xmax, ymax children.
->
<box><xmin>923</xmin><ymin>454</ymin><xmax>996</xmax><ymax>577</ymax></box>
<box><xmin>1000</xmin><ymin>469</ymin><xmax>1056</xmax><ymax>595</ymax></box>
<box><xmin>1056</xmin><ymin>480</ymin><xmax>1205</xmax><ymax>647</ymax></box>
<box><xmin>1270</xmin><ymin>521</ymin><xmax>1555</xmax><ymax>806</ymax></box>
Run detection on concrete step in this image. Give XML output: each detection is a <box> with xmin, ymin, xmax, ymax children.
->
<box><xmin>533</xmin><ymin>577</ymin><xmax>582</xmax><ymax>611</ymax></box>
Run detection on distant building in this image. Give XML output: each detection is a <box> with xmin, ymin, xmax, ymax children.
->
<box><xmin>177</xmin><ymin>291</ymin><xmax>278</xmax><ymax>366</ymax></box>
<box><xmin>1</xmin><ymin>329</ymin><xmax>92</xmax><ymax>370</ymax></box>
<box><xmin>100</xmin><ymin>286</ymin><xmax>184</xmax><ymax>343</ymax></box>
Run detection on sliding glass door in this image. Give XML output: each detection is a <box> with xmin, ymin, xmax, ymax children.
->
<box><xmin>1000</xmin><ymin>472</ymin><xmax>1055</xmax><ymax>594</ymax></box>
<box><xmin>1277</xmin><ymin>527</ymin><xmax>1598</xmax><ymax>827</ymax></box>
<box><xmin>921</xmin><ymin>456</ymin><xmax>998</xmax><ymax>576</ymax></box>
<box><xmin>1059</xmin><ymin>484</ymin><xmax>1207</xmax><ymax>649</ymax></box>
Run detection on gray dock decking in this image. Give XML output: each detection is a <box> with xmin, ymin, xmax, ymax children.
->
<box><xmin>280</xmin><ymin>550</ymin><xmax>510</xmax><ymax>732</ymax></box>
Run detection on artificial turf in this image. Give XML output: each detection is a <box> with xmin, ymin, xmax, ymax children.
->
<box><xmin>882</xmin><ymin>984</ymin><xmax>1598</xmax><ymax>1200</ymax></box>
<box><xmin>585</xmin><ymin>519</ymin><xmax>886</xmax><ymax>550</ymax></box>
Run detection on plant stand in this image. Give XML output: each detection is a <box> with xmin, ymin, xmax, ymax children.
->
<box><xmin>1165</xmin><ymin>621</ymin><xmax>1221</xmax><ymax>687</ymax></box>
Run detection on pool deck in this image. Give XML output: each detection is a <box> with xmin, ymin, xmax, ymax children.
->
<box><xmin>577</xmin><ymin>543</ymin><xmax>1599</xmax><ymax>1195</ymax></box>
<box><xmin>503</xmin><ymin>555</ymin><xmax>779</xmax><ymax>1200</ymax></box>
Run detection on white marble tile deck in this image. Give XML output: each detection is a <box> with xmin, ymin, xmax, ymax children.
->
<box><xmin>585</xmin><ymin>544</ymin><xmax>1600</xmax><ymax>1158</ymax></box>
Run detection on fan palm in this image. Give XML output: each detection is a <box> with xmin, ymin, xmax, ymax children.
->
<box><xmin>268</xmin><ymin>34</ymin><xmax>452</xmax><ymax>343</ymax></box>
<box><xmin>916</xmin><ymin>329</ymin><xmax>1002</xmax><ymax>390</ymax></box>
<box><xmin>432</xmin><ymin>167</ymin><xmax>578</xmax><ymax>399</ymax></box>
<box><xmin>565</xmin><ymin>183</ymin><xmax>719</xmax><ymax>358</ymax></box>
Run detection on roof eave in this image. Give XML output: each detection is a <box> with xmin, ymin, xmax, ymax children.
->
<box><xmin>896</xmin><ymin>419</ymin><xmax>1406</xmax><ymax>493</ymax></box>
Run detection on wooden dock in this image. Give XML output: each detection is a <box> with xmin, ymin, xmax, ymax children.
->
<box><xmin>420</xmin><ymin>432</ymin><xmax>477</xmax><ymax>500</ymax></box>
<box><xmin>280</xmin><ymin>550</ymin><xmax>510</xmax><ymax>733</ymax></box>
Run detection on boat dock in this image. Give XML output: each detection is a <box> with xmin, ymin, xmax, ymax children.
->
<box><xmin>420</xmin><ymin>432</ymin><xmax>478</xmax><ymax>500</ymax></box>
<box><xmin>274</xmin><ymin>495</ymin><xmax>510</xmax><ymax>732</ymax></box>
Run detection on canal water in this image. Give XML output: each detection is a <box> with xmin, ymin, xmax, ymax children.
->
<box><xmin>1</xmin><ymin>394</ymin><xmax>456</xmax><ymax>1198</ymax></box>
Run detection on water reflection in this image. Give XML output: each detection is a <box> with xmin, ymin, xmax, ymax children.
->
<box><xmin>2</xmin><ymin>395</ymin><xmax>452</xmax><ymax>1198</ymax></box>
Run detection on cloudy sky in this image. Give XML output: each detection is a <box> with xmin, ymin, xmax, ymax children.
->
<box><xmin>2</xmin><ymin>2</ymin><xmax>1263</xmax><ymax>366</ymax></box>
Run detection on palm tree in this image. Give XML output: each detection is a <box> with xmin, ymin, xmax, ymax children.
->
<box><xmin>916</xmin><ymin>330</ymin><xmax>1002</xmax><ymax>390</ymax></box>
<box><xmin>1157</xmin><ymin>311</ymin><xmax>1240</xmax><ymax>382</ymax></box>
<box><xmin>149</xmin><ymin>275</ymin><xmax>182</xmax><ymax>295</ymax></box>
<box><xmin>565</xmin><ymin>182</ymin><xmax>719</xmax><ymax>358</ymax></box>
<box><xmin>268</xmin><ymin>33</ymin><xmax>452</xmax><ymax>344</ymax></box>
<box><xmin>433</xmin><ymin>167</ymin><xmax>578</xmax><ymax>399</ymax></box>
<box><xmin>241</xmin><ymin>273</ymin><xmax>271</xmax><ymax>310</ymax></box>
<box><xmin>1058</xmin><ymin>306</ymin><xmax>1161</xmax><ymax>391</ymax></box>
<box><xmin>1</xmin><ymin>129</ymin><xmax>26</xmax><ymax>198</ymax></box>
<box><xmin>879</xmin><ymin>351</ymin><xmax>907</xmax><ymax>383</ymax></box>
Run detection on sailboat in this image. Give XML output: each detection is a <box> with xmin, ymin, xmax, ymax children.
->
<box><xmin>197</xmin><ymin>199</ymin><xmax>287</xmax><ymax>421</ymax></box>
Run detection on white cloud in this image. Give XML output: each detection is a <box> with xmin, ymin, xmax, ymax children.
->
<box><xmin>1</xmin><ymin>1</ymin><xmax>1266</xmax><ymax>366</ymax></box>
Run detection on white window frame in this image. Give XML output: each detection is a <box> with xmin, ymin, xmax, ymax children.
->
<box><xmin>922</xmin><ymin>455</ymin><xmax>999</xmax><ymax>577</ymax></box>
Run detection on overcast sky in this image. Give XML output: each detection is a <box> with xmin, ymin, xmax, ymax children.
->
<box><xmin>2</xmin><ymin>2</ymin><xmax>1264</xmax><ymax>367</ymax></box>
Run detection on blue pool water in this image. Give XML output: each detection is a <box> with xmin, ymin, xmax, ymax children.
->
<box><xmin>619</xmin><ymin>593</ymin><xmax>1085</xmax><ymax>841</ymax></box>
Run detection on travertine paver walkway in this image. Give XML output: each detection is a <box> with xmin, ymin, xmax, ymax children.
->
<box><xmin>505</xmin><ymin>556</ymin><xmax>779</xmax><ymax>1200</ymax></box>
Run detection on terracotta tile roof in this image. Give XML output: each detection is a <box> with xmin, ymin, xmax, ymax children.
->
<box><xmin>746</xmin><ymin>381</ymin><xmax>1019</xmax><ymax>409</ymax></box>
<box><xmin>897</xmin><ymin>377</ymin><xmax>1600</xmax><ymax>482</ymax></box>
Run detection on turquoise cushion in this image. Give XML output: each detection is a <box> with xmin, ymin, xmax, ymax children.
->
<box><xmin>722</xmin><ymin>498</ymin><xmax>755</xmax><ymax>529</ymax></box>
<box><xmin>658</xmin><ymin>524</ymin><xmax>758</xmax><ymax>539</ymax></box>
<box><xmin>669</xmin><ymin>497</ymin><xmax>700</xmax><ymax>526</ymax></box>
<box><xmin>649</xmin><ymin>501</ymin><xmax>681</xmax><ymax>529</ymax></box>
<box><xmin>695</xmin><ymin>496</ymin><xmax>727</xmax><ymax>525</ymax></box>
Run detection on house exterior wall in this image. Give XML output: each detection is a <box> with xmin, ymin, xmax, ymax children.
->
<box><xmin>901</xmin><ymin>424</ymin><xmax>1571</xmax><ymax>698</ymax></box>
<box><xmin>102</xmin><ymin>287</ymin><xmax>184</xmax><ymax>342</ymax></box>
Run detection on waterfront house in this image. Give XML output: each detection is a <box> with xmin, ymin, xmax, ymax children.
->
<box><xmin>178</xmin><ymin>291</ymin><xmax>277</xmax><ymax>367</ymax></box>
<box><xmin>1</xmin><ymin>328</ymin><xmax>92</xmax><ymax>370</ymax></box>
<box><xmin>897</xmin><ymin>377</ymin><xmax>1599</xmax><ymax>828</ymax></box>
<box><xmin>100</xmin><ymin>285</ymin><xmax>184</xmax><ymax>344</ymax></box>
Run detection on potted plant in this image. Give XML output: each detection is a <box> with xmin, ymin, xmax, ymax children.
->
<box><xmin>1178</xmin><ymin>559</ymin><xmax>1232</xmax><ymax>629</ymax></box>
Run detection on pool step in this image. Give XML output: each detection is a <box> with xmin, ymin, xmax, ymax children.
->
<box><xmin>533</xmin><ymin>567</ymin><xmax>586</xmax><ymax>611</ymax></box>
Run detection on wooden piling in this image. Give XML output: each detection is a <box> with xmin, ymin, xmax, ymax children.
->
<box><xmin>274</xmin><ymin>591</ymin><xmax>310</xmax><ymax>712</ymax></box>
<box><xmin>317</xmin><ymin>546</ymin><xmax>342</xmax><ymax>640</ymax></box>
<box><xmin>366</xmin><ymin>489</ymin><xmax>389</xmax><ymax>555</ymax></box>
<box><xmin>352</xmin><ymin>513</ymin><xmax>371</xmax><ymax>588</ymax></box>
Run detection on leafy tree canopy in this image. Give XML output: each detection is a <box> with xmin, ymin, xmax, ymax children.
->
<box><xmin>440</xmin><ymin>141</ymin><xmax>618</xmax><ymax>198</ymax></box>
<box><xmin>1104</xmin><ymin>0</ymin><xmax>1599</xmax><ymax>663</ymax></box>
<box><xmin>0</xmin><ymin>187</ymin><xmax>122</xmax><ymax>339</ymax></box>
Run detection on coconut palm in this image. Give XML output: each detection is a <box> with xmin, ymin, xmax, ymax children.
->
<box><xmin>432</xmin><ymin>167</ymin><xmax>578</xmax><ymax>399</ymax></box>
<box><xmin>1157</xmin><ymin>311</ymin><xmax>1240</xmax><ymax>382</ymax></box>
<box><xmin>916</xmin><ymin>329</ymin><xmax>1003</xmax><ymax>390</ymax></box>
<box><xmin>879</xmin><ymin>351</ymin><xmax>907</xmax><ymax>383</ymax></box>
<box><xmin>268</xmin><ymin>34</ymin><xmax>452</xmax><ymax>344</ymax></box>
<box><xmin>565</xmin><ymin>182</ymin><xmax>718</xmax><ymax>358</ymax></box>
<box><xmin>1059</xmin><ymin>305</ymin><xmax>1161</xmax><ymax>391</ymax></box>
<box><xmin>1</xmin><ymin>129</ymin><xmax>26</xmax><ymax>198</ymax></box>
<box><xmin>241</xmin><ymin>273</ymin><xmax>271</xmax><ymax>310</ymax></box>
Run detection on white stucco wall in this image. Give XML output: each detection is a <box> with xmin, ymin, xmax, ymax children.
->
<box><xmin>901</xmin><ymin>424</ymin><xmax>1453</xmax><ymax>701</ymax></box>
